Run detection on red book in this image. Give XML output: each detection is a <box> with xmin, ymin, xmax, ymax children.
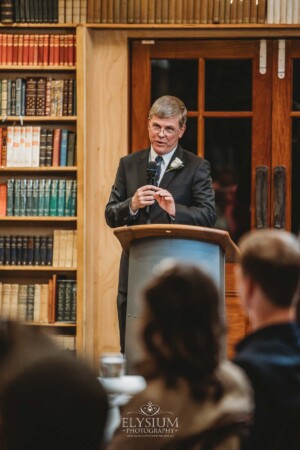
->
<box><xmin>28</xmin><ymin>34</ymin><xmax>34</xmax><ymax>65</ymax></box>
<box><xmin>0</xmin><ymin>34</ymin><xmax>3</xmax><ymax>65</ymax></box>
<box><xmin>59</xmin><ymin>35</ymin><xmax>64</xmax><ymax>66</ymax></box>
<box><xmin>0</xmin><ymin>183</ymin><xmax>7</xmax><ymax>216</ymax></box>
<box><xmin>49</xmin><ymin>35</ymin><xmax>54</xmax><ymax>66</ymax></box>
<box><xmin>33</xmin><ymin>34</ymin><xmax>39</xmax><ymax>66</ymax></box>
<box><xmin>12</xmin><ymin>34</ymin><xmax>18</xmax><ymax>65</ymax></box>
<box><xmin>43</xmin><ymin>34</ymin><xmax>49</xmax><ymax>66</ymax></box>
<box><xmin>17</xmin><ymin>34</ymin><xmax>24</xmax><ymax>66</ymax></box>
<box><xmin>38</xmin><ymin>34</ymin><xmax>44</xmax><ymax>66</ymax></box>
<box><xmin>68</xmin><ymin>34</ymin><xmax>73</xmax><ymax>66</ymax></box>
<box><xmin>52</xmin><ymin>128</ymin><xmax>61</xmax><ymax>166</ymax></box>
<box><xmin>2</xmin><ymin>34</ymin><xmax>7</xmax><ymax>65</ymax></box>
<box><xmin>6</xmin><ymin>34</ymin><xmax>13</xmax><ymax>65</ymax></box>
<box><xmin>64</xmin><ymin>35</ymin><xmax>69</xmax><ymax>66</ymax></box>
<box><xmin>0</xmin><ymin>128</ymin><xmax>3</xmax><ymax>165</ymax></box>
<box><xmin>23</xmin><ymin>35</ymin><xmax>29</xmax><ymax>65</ymax></box>
<box><xmin>54</xmin><ymin>35</ymin><xmax>59</xmax><ymax>66</ymax></box>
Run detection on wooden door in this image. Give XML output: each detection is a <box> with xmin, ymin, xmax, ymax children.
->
<box><xmin>130</xmin><ymin>39</ymin><xmax>273</xmax><ymax>243</ymax></box>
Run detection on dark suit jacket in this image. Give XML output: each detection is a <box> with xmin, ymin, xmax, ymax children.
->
<box><xmin>105</xmin><ymin>145</ymin><xmax>216</xmax><ymax>228</ymax></box>
<box><xmin>234</xmin><ymin>322</ymin><xmax>300</xmax><ymax>450</ymax></box>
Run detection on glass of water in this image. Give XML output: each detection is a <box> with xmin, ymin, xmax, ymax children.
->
<box><xmin>99</xmin><ymin>353</ymin><xmax>126</xmax><ymax>378</ymax></box>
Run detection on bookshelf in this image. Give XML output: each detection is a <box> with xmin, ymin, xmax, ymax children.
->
<box><xmin>1</xmin><ymin>14</ymin><xmax>299</xmax><ymax>367</ymax></box>
<box><xmin>0</xmin><ymin>24</ymin><xmax>83</xmax><ymax>356</ymax></box>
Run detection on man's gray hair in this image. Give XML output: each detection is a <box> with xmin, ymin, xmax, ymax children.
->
<box><xmin>148</xmin><ymin>95</ymin><xmax>187</xmax><ymax>128</ymax></box>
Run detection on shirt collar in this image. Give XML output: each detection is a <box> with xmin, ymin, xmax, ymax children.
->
<box><xmin>150</xmin><ymin>146</ymin><xmax>177</xmax><ymax>166</ymax></box>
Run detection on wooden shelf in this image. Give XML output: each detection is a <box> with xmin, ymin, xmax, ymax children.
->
<box><xmin>0</xmin><ymin>166</ymin><xmax>77</xmax><ymax>172</ymax></box>
<box><xmin>0</xmin><ymin>65</ymin><xmax>76</xmax><ymax>71</ymax></box>
<box><xmin>0</xmin><ymin>23</ymin><xmax>77</xmax><ymax>28</ymax></box>
<box><xmin>24</xmin><ymin>322</ymin><xmax>76</xmax><ymax>327</ymax></box>
<box><xmin>0</xmin><ymin>116</ymin><xmax>77</xmax><ymax>122</ymax></box>
<box><xmin>0</xmin><ymin>216</ymin><xmax>77</xmax><ymax>221</ymax></box>
<box><xmin>0</xmin><ymin>266</ymin><xmax>77</xmax><ymax>271</ymax></box>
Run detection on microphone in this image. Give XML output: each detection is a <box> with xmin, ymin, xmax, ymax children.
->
<box><xmin>146</xmin><ymin>161</ymin><xmax>157</xmax><ymax>215</ymax></box>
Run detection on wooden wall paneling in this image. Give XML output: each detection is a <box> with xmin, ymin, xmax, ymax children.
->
<box><xmin>84</xmin><ymin>29</ymin><xmax>129</xmax><ymax>367</ymax></box>
<box><xmin>225</xmin><ymin>263</ymin><xmax>248</xmax><ymax>359</ymax></box>
<box><xmin>271</xmin><ymin>40</ymin><xmax>292</xmax><ymax>230</ymax></box>
<box><xmin>251</xmin><ymin>40</ymin><xmax>273</xmax><ymax>229</ymax></box>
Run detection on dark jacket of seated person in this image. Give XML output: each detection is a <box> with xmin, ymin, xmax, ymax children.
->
<box><xmin>233</xmin><ymin>229</ymin><xmax>300</xmax><ymax>450</ymax></box>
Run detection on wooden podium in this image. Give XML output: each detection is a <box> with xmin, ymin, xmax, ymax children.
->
<box><xmin>114</xmin><ymin>224</ymin><xmax>239</xmax><ymax>374</ymax></box>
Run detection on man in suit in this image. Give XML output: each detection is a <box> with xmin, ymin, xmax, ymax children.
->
<box><xmin>233</xmin><ymin>229</ymin><xmax>300</xmax><ymax>450</ymax></box>
<box><xmin>105</xmin><ymin>95</ymin><xmax>216</xmax><ymax>351</ymax></box>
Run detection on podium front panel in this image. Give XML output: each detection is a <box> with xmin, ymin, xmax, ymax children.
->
<box><xmin>125</xmin><ymin>236</ymin><xmax>225</xmax><ymax>374</ymax></box>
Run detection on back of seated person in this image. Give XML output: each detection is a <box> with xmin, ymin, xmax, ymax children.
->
<box><xmin>107</xmin><ymin>262</ymin><xmax>253</xmax><ymax>450</ymax></box>
<box><xmin>0</xmin><ymin>321</ymin><xmax>108</xmax><ymax>450</ymax></box>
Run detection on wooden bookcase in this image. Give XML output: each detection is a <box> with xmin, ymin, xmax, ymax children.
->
<box><xmin>0</xmin><ymin>24</ymin><xmax>84</xmax><ymax>355</ymax></box>
<box><xmin>1</xmin><ymin>22</ymin><xmax>300</xmax><ymax>368</ymax></box>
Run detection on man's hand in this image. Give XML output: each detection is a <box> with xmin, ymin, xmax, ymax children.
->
<box><xmin>153</xmin><ymin>189</ymin><xmax>176</xmax><ymax>216</ymax></box>
<box><xmin>130</xmin><ymin>185</ymin><xmax>160</xmax><ymax>212</ymax></box>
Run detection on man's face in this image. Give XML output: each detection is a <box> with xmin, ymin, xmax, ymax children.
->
<box><xmin>148</xmin><ymin>115</ymin><xmax>186</xmax><ymax>155</ymax></box>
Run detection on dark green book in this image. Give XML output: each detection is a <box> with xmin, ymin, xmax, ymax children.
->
<box><xmin>22</xmin><ymin>236</ymin><xmax>28</xmax><ymax>265</ymax></box>
<box><xmin>64</xmin><ymin>281</ymin><xmax>72</xmax><ymax>322</ymax></box>
<box><xmin>13</xmin><ymin>179</ymin><xmax>21</xmax><ymax>216</ymax></box>
<box><xmin>46</xmin><ymin>236</ymin><xmax>53</xmax><ymax>266</ymax></box>
<box><xmin>19</xmin><ymin>179</ymin><xmax>27</xmax><ymax>216</ymax></box>
<box><xmin>40</xmin><ymin>236</ymin><xmax>47</xmax><ymax>265</ymax></box>
<box><xmin>16</xmin><ymin>236</ymin><xmax>22</xmax><ymax>265</ymax></box>
<box><xmin>56</xmin><ymin>280</ymin><xmax>66</xmax><ymax>322</ymax></box>
<box><xmin>0</xmin><ymin>0</ymin><xmax>14</xmax><ymax>23</ymax></box>
<box><xmin>70</xmin><ymin>180</ymin><xmax>77</xmax><ymax>217</ymax></box>
<box><xmin>67</xmin><ymin>132</ymin><xmax>76</xmax><ymax>166</ymax></box>
<box><xmin>32</xmin><ymin>179</ymin><xmax>39</xmax><ymax>216</ymax></box>
<box><xmin>0</xmin><ymin>236</ymin><xmax>4</xmax><ymax>265</ymax></box>
<box><xmin>10</xmin><ymin>235</ymin><xmax>16</xmax><ymax>265</ymax></box>
<box><xmin>38</xmin><ymin>178</ymin><xmax>45</xmax><ymax>216</ymax></box>
<box><xmin>43</xmin><ymin>178</ymin><xmax>51</xmax><ymax>216</ymax></box>
<box><xmin>49</xmin><ymin>179</ymin><xmax>58</xmax><ymax>216</ymax></box>
<box><xmin>25</xmin><ymin>179</ymin><xmax>33</xmax><ymax>216</ymax></box>
<box><xmin>57</xmin><ymin>179</ymin><xmax>66</xmax><ymax>216</ymax></box>
<box><xmin>70</xmin><ymin>281</ymin><xmax>77</xmax><ymax>323</ymax></box>
<box><xmin>65</xmin><ymin>179</ymin><xmax>73</xmax><ymax>216</ymax></box>
<box><xmin>4</xmin><ymin>235</ymin><xmax>11</xmax><ymax>265</ymax></box>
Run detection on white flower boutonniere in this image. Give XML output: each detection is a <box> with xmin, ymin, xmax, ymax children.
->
<box><xmin>166</xmin><ymin>157</ymin><xmax>184</xmax><ymax>173</ymax></box>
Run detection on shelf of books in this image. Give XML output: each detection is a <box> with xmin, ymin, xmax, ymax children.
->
<box><xmin>0</xmin><ymin>24</ymin><xmax>80</xmax><ymax>356</ymax></box>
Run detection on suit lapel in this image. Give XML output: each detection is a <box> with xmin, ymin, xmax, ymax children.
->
<box><xmin>137</xmin><ymin>148</ymin><xmax>151</xmax><ymax>187</ymax></box>
<box><xmin>159</xmin><ymin>146</ymin><xmax>185</xmax><ymax>189</ymax></box>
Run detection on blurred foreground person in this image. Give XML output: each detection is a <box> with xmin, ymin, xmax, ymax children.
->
<box><xmin>107</xmin><ymin>263</ymin><xmax>253</xmax><ymax>450</ymax></box>
<box><xmin>234</xmin><ymin>229</ymin><xmax>300</xmax><ymax>450</ymax></box>
<box><xmin>0</xmin><ymin>321</ymin><xmax>108</xmax><ymax>450</ymax></box>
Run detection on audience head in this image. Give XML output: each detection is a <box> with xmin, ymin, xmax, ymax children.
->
<box><xmin>148</xmin><ymin>95</ymin><xmax>188</xmax><ymax>128</ymax></box>
<box><xmin>238</xmin><ymin>229</ymin><xmax>300</xmax><ymax>309</ymax></box>
<box><xmin>138</xmin><ymin>261</ymin><xmax>225</xmax><ymax>401</ymax></box>
<box><xmin>0</xmin><ymin>321</ymin><xmax>108</xmax><ymax>450</ymax></box>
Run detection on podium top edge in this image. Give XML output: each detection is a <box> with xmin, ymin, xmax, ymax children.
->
<box><xmin>113</xmin><ymin>224</ymin><xmax>240</xmax><ymax>263</ymax></box>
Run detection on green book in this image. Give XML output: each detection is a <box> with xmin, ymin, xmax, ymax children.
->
<box><xmin>49</xmin><ymin>179</ymin><xmax>58</xmax><ymax>216</ymax></box>
<box><xmin>65</xmin><ymin>179</ymin><xmax>73</xmax><ymax>216</ymax></box>
<box><xmin>70</xmin><ymin>180</ymin><xmax>77</xmax><ymax>217</ymax></box>
<box><xmin>38</xmin><ymin>178</ymin><xmax>45</xmax><ymax>216</ymax></box>
<box><xmin>6</xmin><ymin>178</ymin><xmax>14</xmax><ymax>216</ymax></box>
<box><xmin>56</xmin><ymin>280</ymin><xmax>66</xmax><ymax>322</ymax></box>
<box><xmin>57</xmin><ymin>179</ymin><xmax>66</xmax><ymax>216</ymax></box>
<box><xmin>13</xmin><ymin>179</ymin><xmax>21</xmax><ymax>216</ymax></box>
<box><xmin>19</xmin><ymin>179</ymin><xmax>27</xmax><ymax>216</ymax></box>
<box><xmin>67</xmin><ymin>132</ymin><xmax>76</xmax><ymax>166</ymax></box>
<box><xmin>25</xmin><ymin>179</ymin><xmax>33</xmax><ymax>216</ymax></box>
<box><xmin>70</xmin><ymin>281</ymin><xmax>77</xmax><ymax>323</ymax></box>
<box><xmin>43</xmin><ymin>179</ymin><xmax>51</xmax><ymax>216</ymax></box>
<box><xmin>32</xmin><ymin>179</ymin><xmax>39</xmax><ymax>216</ymax></box>
<box><xmin>64</xmin><ymin>281</ymin><xmax>72</xmax><ymax>322</ymax></box>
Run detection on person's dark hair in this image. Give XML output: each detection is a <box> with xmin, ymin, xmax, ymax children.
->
<box><xmin>138</xmin><ymin>262</ymin><xmax>225</xmax><ymax>402</ymax></box>
<box><xmin>239</xmin><ymin>229</ymin><xmax>300</xmax><ymax>308</ymax></box>
<box><xmin>0</xmin><ymin>353</ymin><xmax>108</xmax><ymax>450</ymax></box>
<box><xmin>148</xmin><ymin>95</ymin><xmax>187</xmax><ymax>128</ymax></box>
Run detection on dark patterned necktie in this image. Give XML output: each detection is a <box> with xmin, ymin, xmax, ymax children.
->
<box><xmin>154</xmin><ymin>156</ymin><xmax>163</xmax><ymax>186</ymax></box>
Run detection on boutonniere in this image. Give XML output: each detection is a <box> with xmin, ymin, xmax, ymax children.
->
<box><xmin>166</xmin><ymin>157</ymin><xmax>184</xmax><ymax>173</ymax></box>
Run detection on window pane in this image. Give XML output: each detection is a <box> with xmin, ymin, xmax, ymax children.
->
<box><xmin>151</xmin><ymin>59</ymin><xmax>198</xmax><ymax>110</ymax></box>
<box><xmin>292</xmin><ymin>59</ymin><xmax>300</xmax><ymax>111</ymax></box>
<box><xmin>180</xmin><ymin>117</ymin><xmax>197</xmax><ymax>155</ymax></box>
<box><xmin>205</xmin><ymin>60</ymin><xmax>252</xmax><ymax>111</ymax></box>
<box><xmin>205</xmin><ymin>118</ymin><xmax>252</xmax><ymax>242</ymax></box>
<box><xmin>292</xmin><ymin>119</ymin><xmax>300</xmax><ymax>233</ymax></box>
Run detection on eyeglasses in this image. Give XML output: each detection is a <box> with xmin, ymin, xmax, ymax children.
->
<box><xmin>149</xmin><ymin>123</ymin><xmax>180</xmax><ymax>136</ymax></box>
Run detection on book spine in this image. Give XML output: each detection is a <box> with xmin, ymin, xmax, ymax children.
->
<box><xmin>34</xmin><ymin>235</ymin><xmax>41</xmax><ymax>265</ymax></box>
<box><xmin>26</xmin><ymin>284</ymin><xmax>35</xmax><ymax>321</ymax></box>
